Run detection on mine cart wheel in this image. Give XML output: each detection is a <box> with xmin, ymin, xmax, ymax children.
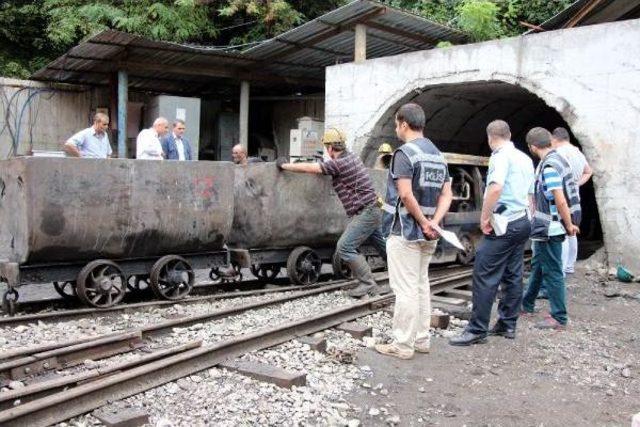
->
<box><xmin>2</xmin><ymin>289</ymin><xmax>19</xmax><ymax>315</ymax></box>
<box><xmin>127</xmin><ymin>275</ymin><xmax>150</xmax><ymax>293</ymax></box>
<box><xmin>287</xmin><ymin>246</ymin><xmax>322</xmax><ymax>286</ymax></box>
<box><xmin>250</xmin><ymin>264</ymin><xmax>281</xmax><ymax>281</ymax></box>
<box><xmin>209</xmin><ymin>267</ymin><xmax>222</xmax><ymax>283</ymax></box>
<box><xmin>456</xmin><ymin>234</ymin><xmax>476</xmax><ymax>265</ymax></box>
<box><xmin>150</xmin><ymin>255</ymin><xmax>195</xmax><ymax>301</ymax></box>
<box><xmin>53</xmin><ymin>281</ymin><xmax>78</xmax><ymax>300</ymax></box>
<box><xmin>331</xmin><ymin>252</ymin><xmax>352</xmax><ymax>280</ymax></box>
<box><xmin>76</xmin><ymin>260</ymin><xmax>126</xmax><ymax>308</ymax></box>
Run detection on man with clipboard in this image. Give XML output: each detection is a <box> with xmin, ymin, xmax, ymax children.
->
<box><xmin>450</xmin><ymin>120</ymin><xmax>534</xmax><ymax>346</ymax></box>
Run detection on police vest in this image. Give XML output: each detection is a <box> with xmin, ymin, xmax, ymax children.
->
<box><xmin>531</xmin><ymin>150</ymin><xmax>582</xmax><ymax>240</ymax></box>
<box><xmin>381</xmin><ymin>138</ymin><xmax>448</xmax><ymax>241</ymax></box>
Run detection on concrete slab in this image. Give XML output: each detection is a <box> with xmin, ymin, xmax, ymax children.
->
<box><xmin>297</xmin><ymin>335</ymin><xmax>327</xmax><ymax>353</ymax></box>
<box><xmin>219</xmin><ymin>360</ymin><xmax>306</xmax><ymax>389</ymax></box>
<box><xmin>93</xmin><ymin>408</ymin><xmax>149</xmax><ymax>427</ymax></box>
<box><xmin>337</xmin><ymin>322</ymin><xmax>373</xmax><ymax>339</ymax></box>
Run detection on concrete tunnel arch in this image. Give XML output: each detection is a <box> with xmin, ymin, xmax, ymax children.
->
<box><xmin>359</xmin><ymin>80</ymin><xmax>603</xmax><ymax>244</ymax></box>
<box><xmin>326</xmin><ymin>20</ymin><xmax>640</xmax><ymax>271</ymax></box>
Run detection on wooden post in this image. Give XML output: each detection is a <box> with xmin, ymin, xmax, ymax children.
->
<box><xmin>354</xmin><ymin>24</ymin><xmax>367</xmax><ymax>63</ymax></box>
<box><xmin>239</xmin><ymin>81</ymin><xmax>250</xmax><ymax>151</ymax></box>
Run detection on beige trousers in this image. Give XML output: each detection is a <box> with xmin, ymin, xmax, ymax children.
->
<box><xmin>387</xmin><ymin>235</ymin><xmax>438</xmax><ymax>351</ymax></box>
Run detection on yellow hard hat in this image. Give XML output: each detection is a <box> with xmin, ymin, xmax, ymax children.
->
<box><xmin>322</xmin><ymin>128</ymin><xmax>347</xmax><ymax>150</ymax></box>
<box><xmin>378</xmin><ymin>143</ymin><xmax>393</xmax><ymax>154</ymax></box>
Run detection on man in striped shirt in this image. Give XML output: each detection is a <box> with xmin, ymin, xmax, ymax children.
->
<box><xmin>523</xmin><ymin>127</ymin><xmax>580</xmax><ymax>330</ymax></box>
<box><xmin>276</xmin><ymin>128</ymin><xmax>386</xmax><ymax>298</ymax></box>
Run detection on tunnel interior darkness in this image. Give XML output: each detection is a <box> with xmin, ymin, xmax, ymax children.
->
<box><xmin>364</xmin><ymin>80</ymin><xmax>602</xmax><ymax>248</ymax></box>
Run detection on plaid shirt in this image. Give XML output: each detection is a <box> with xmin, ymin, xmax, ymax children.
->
<box><xmin>320</xmin><ymin>152</ymin><xmax>377</xmax><ymax>217</ymax></box>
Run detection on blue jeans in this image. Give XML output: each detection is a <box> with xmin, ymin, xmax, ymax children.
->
<box><xmin>522</xmin><ymin>237</ymin><xmax>567</xmax><ymax>325</ymax></box>
<box><xmin>336</xmin><ymin>205</ymin><xmax>386</xmax><ymax>263</ymax></box>
<box><xmin>466</xmin><ymin>216</ymin><xmax>531</xmax><ymax>334</ymax></box>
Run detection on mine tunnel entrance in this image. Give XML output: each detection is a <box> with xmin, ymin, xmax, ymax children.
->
<box><xmin>364</xmin><ymin>80</ymin><xmax>603</xmax><ymax>258</ymax></box>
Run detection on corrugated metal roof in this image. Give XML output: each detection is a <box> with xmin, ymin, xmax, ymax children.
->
<box><xmin>244</xmin><ymin>0</ymin><xmax>467</xmax><ymax>65</ymax></box>
<box><xmin>528</xmin><ymin>0</ymin><xmax>640</xmax><ymax>32</ymax></box>
<box><xmin>32</xmin><ymin>0</ymin><xmax>467</xmax><ymax>95</ymax></box>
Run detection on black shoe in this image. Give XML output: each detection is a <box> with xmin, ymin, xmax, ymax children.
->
<box><xmin>448</xmin><ymin>331</ymin><xmax>487</xmax><ymax>346</ymax></box>
<box><xmin>489</xmin><ymin>323</ymin><xmax>516</xmax><ymax>339</ymax></box>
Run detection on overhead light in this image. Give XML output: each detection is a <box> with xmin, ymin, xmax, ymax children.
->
<box><xmin>295</xmin><ymin>92</ymin><xmax>302</xmax><ymax>96</ymax></box>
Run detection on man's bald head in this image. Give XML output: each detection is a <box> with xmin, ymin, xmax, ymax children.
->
<box><xmin>153</xmin><ymin>117</ymin><xmax>169</xmax><ymax>137</ymax></box>
<box><xmin>232</xmin><ymin>144</ymin><xmax>248</xmax><ymax>165</ymax></box>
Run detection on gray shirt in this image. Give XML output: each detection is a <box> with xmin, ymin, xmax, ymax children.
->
<box><xmin>67</xmin><ymin>127</ymin><xmax>112</xmax><ymax>158</ymax></box>
<box><xmin>555</xmin><ymin>144</ymin><xmax>588</xmax><ymax>184</ymax></box>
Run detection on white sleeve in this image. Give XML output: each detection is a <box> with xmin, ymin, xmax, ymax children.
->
<box><xmin>67</xmin><ymin>129</ymin><xmax>86</xmax><ymax>148</ymax></box>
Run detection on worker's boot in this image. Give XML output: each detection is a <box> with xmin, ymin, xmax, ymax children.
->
<box><xmin>347</xmin><ymin>257</ymin><xmax>379</xmax><ymax>298</ymax></box>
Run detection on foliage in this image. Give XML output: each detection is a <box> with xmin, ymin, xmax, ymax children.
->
<box><xmin>43</xmin><ymin>0</ymin><xmax>218</xmax><ymax>46</ymax></box>
<box><xmin>458</xmin><ymin>1</ymin><xmax>501</xmax><ymax>41</ymax></box>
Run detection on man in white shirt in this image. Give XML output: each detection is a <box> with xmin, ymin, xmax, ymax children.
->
<box><xmin>136</xmin><ymin>117</ymin><xmax>169</xmax><ymax>160</ymax></box>
<box><xmin>551</xmin><ymin>127</ymin><xmax>592</xmax><ymax>275</ymax></box>
<box><xmin>64</xmin><ymin>112</ymin><xmax>112</xmax><ymax>158</ymax></box>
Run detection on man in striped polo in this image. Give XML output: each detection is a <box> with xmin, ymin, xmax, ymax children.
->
<box><xmin>276</xmin><ymin>128</ymin><xmax>386</xmax><ymax>298</ymax></box>
<box><xmin>522</xmin><ymin>127</ymin><xmax>580</xmax><ymax>330</ymax></box>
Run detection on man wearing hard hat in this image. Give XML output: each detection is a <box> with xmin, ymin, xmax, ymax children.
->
<box><xmin>276</xmin><ymin>128</ymin><xmax>386</xmax><ymax>298</ymax></box>
<box><xmin>374</xmin><ymin>143</ymin><xmax>393</xmax><ymax>170</ymax></box>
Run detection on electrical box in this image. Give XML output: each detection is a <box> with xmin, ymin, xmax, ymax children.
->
<box><xmin>289</xmin><ymin>117</ymin><xmax>324</xmax><ymax>161</ymax></box>
<box><xmin>145</xmin><ymin>96</ymin><xmax>201</xmax><ymax>159</ymax></box>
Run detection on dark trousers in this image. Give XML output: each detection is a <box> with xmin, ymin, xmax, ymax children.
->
<box><xmin>467</xmin><ymin>217</ymin><xmax>531</xmax><ymax>335</ymax></box>
<box><xmin>522</xmin><ymin>237</ymin><xmax>567</xmax><ymax>324</ymax></box>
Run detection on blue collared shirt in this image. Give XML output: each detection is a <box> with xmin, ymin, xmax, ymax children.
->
<box><xmin>485</xmin><ymin>141</ymin><xmax>534</xmax><ymax>215</ymax></box>
<box><xmin>67</xmin><ymin>127</ymin><xmax>112</xmax><ymax>158</ymax></box>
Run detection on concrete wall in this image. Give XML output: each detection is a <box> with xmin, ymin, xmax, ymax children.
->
<box><xmin>325</xmin><ymin>19</ymin><xmax>640</xmax><ymax>271</ymax></box>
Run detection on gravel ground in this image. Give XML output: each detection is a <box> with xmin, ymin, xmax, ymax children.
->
<box><xmin>0</xmin><ymin>288</ymin><xmax>352</xmax><ymax>351</ymax></box>
<box><xmin>6</xmin><ymin>255</ymin><xmax>634</xmax><ymax>426</ymax></box>
<box><xmin>346</xmin><ymin>257</ymin><xmax>640</xmax><ymax>426</ymax></box>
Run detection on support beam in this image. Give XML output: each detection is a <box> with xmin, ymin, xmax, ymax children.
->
<box><xmin>117</xmin><ymin>70</ymin><xmax>128</xmax><ymax>158</ymax></box>
<box><xmin>239</xmin><ymin>81</ymin><xmax>250</xmax><ymax>151</ymax></box>
<box><xmin>354</xmin><ymin>24</ymin><xmax>367</xmax><ymax>63</ymax></box>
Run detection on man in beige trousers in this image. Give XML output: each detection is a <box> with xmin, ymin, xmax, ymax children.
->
<box><xmin>375</xmin><ymin>103</ymin><xmax>452</xmax><ymax>360</ymax></box>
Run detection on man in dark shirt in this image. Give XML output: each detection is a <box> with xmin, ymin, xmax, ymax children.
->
<box><xmin>276</xmin><ymin>128</ymin><xmax>386</xmax><ymax>297</ymax></box>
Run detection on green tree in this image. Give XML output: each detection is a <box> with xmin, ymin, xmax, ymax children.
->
<box><xmin>43</xmin><ymin>0</ymin><xmax>218</xmax><ymax>46</ymax></box>
<box><xmin>458</xmin><ymin>0</ymin><xmax>501</xmax><ymax>41</ymax></box>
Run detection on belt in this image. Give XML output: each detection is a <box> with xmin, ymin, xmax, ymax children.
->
<box><xmin>502</xmin><ymin>210</ymin><xmax>527</xmax><ymax>223</ymax></box>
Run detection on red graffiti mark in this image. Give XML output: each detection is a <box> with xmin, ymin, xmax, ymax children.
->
<box><xmin>194</xmin><ymin>176</ymin><xmax>218</xmax><ymax>200</ymax></box>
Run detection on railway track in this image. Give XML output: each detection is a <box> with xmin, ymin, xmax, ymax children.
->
<box><xmin>0</xmin><ymin>264</ymin><xmax>473</xmax><ymax>325</ymax></box>
<box><xmin>0</xmin><ymin>269</ymin><xmax>474</xmax><ymax>426</ymax></box>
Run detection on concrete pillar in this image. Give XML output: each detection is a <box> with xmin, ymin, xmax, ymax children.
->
<box><xmin>117</xmin><ymin>70</ymin><xmax>128</xmax><ymax>158</ymax></box>
<box><xmin>239</xmin><ymin>81</ymin><xmax>250</xmax><ymax>151</ymax></box>
<box><xmin>354</xmin><ymin>24</ymin><xmax>367</xmax><ymax>64</ymax></box>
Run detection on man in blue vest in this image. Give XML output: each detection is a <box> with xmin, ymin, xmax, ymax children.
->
<box><xmin>375</xmin><ymin>103</ymin><xmax>452</xmax><ymax>360</ymax></box>
<box><xmin>449</xmin><ymin>120</ymin><xmax>534</xmax><ymax>346</ymax></box>
<box><xmin>522</xmin><ymin>127</ymin><xmax>581</xmax><ymax>330</ymax></box>
<box><xmin>161</xmin><ymin>119</ymin><xmax>193</xmax><ymax>161</ymax></box>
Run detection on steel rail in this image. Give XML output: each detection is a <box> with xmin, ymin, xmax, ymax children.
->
<box><xmin>0</xmin><ymin>271</ymin><xmax>475</xmax><ymax>426</ymax></box>
<box><xmin>0</xmin><ymin>293</ymin><xmax>396</xmax><ymax>427</ymax></box>
<box><xmin>1</xmin><ymin>269</ymin><xmax>473</xmax><ymax>364</ymax></box>
<box><xmin>0</xmin><ymin>266</ymin><xmax>471</xmax><ymax>326</ymax></box>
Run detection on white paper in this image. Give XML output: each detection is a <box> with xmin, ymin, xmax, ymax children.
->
<box><xmin>432</xmin><ymin>224</ymin><xmax>465</xmax><ymax>250</ymax></box>
<box><xmin>176</xmin><ymin>108</ymin><xmax>186</xmax><ymax>121</ymax></box>
<box><xmin>490</xmin><ymin>213</ymin><xmax>509</xmax><ymax>236</ymax></box>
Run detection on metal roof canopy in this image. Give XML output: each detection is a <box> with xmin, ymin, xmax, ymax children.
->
<box><xmin>31</xmin><ymin>0</ymin><xmax>467</xmax><ymax>96</ymax></box>
<box><xmin>532</xmin><ymin>0</ymin><xmax>640</xmax><ymax>31</ymax></box>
